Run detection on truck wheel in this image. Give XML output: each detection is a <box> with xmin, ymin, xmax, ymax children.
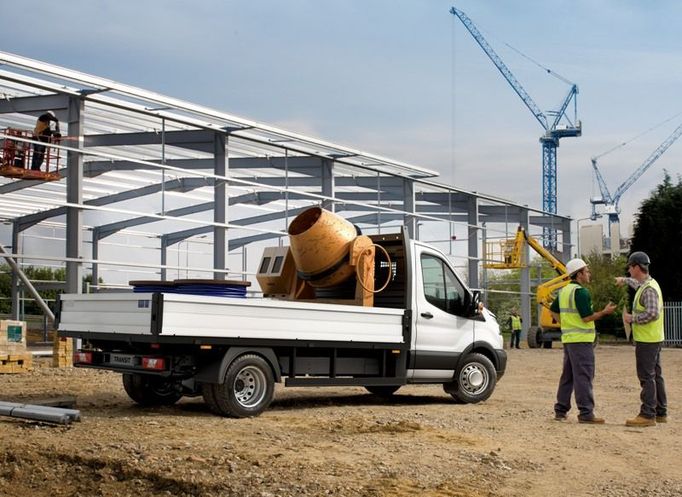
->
<box><xmin>365</xmin><ymin>385</ymin><xmax>400</xmax><ymax>397</ymax></box>
<box><xmin>527</xmin><ymin>326</ymin><xmax>541</xmax><ymax>348</ymax></box>
<box><xmin>443</xmin><ymin>353</ymin><xmax>496</xmax><ymax>404</ymax></box>
<box><xmin>200</xmin><ymin>382</ymin><xmax>222</xmax><ymax>414</ymax></box>
<box><xmin>122</xmin><ymin>373</ymin><xmax>183</xmax><ymax>406</ymax></box>
<box><xmin>212</xmin><ymin>354</ymin><xmax>275</xmax><ymax>418</ymax></box>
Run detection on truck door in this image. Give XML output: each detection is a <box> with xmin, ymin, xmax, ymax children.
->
<box><xmin>410</xmin><ymin>246</ymin><xmax>473</xmax><ymax>381</ymax></box>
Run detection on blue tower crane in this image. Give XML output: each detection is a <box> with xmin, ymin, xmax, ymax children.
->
<box><xmin>590</xmin><ymin>120</ymin><xmax>682</xmax><ymax>252</ymax></box>
<box><xmin>450</xmin><ymin>6</ymin><xmax>581</xmax><ymax>249</ymax></box>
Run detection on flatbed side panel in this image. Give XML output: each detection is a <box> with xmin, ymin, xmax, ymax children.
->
<box><xmin>160</xmin><ymin>295</ymin><xmax>405</xmax><ymax>344</ymax></box>
<box><xmin>58</xmin><ymin>293</ymin><xmax>155</xmax><ymax>335</ymax></box>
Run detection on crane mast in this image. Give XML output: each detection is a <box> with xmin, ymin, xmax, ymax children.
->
<box><xmin>450</xmin><ymin>6</ymin><xmax>581</xmax><ymax>250</ymax></box>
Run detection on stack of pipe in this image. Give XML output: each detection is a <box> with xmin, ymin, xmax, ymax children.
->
<box><xmin>0</xmin><ymin>401</ymin><xmax>81</xmax><ymax>425</ymax></box>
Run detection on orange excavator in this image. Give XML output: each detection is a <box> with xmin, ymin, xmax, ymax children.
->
<box><xmin>0</xmin><ymin>128</ymin><xmax>61</xmax><ymax>181</ymax></box>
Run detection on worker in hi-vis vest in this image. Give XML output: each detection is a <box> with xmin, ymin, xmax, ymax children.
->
<box><xmin>616</xmin><ymin>251</ymin><xmax>668</xmax><ymax>427</ymax></box>
<box><xmin>507</xmin><ymin>308</ymin><xmax>522</xmax><ymax>349</ymax></box>
<box><xmin>550</xmin><ymin>258</ymin><xmax>616</xmax><ymax>424</ymax></box>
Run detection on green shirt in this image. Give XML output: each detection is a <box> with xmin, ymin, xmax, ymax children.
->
<box><xmin>550</xmin><ymin>284</ymin><xmax>593</xmax><ymax>318</ymax></box>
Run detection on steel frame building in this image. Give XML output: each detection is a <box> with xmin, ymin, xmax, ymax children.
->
<box><xmin>0</xmin><ymin>51</ymin><xmax>572</xmax><ymax>329</ymax></box>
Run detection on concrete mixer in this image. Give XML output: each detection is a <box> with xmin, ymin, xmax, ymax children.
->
<box><xmin>257</xmin><ymin>207</ymin><xmax>390</xmax><ymax>307</ymax></box>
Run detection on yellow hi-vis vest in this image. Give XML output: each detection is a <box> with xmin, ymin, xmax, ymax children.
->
<box><xmin>632</xmin><ymin>278</ymin><xmax>664</xmax><ymax>343</ymax></box>
<box><xmin>558</xmin><ymin>283</ymin><xmax>595</xmax><ymax>343</ymax></box>
<box><xmin>510</xmin><ymin>315</ymin><xmax>521</xmax><ymax>331</ymax></box>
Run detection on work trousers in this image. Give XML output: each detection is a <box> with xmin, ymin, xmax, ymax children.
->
<box><xmin>554</xmin><ymin>342</ymin><xmax>595</xmax><ymax>419</ymax></box>
<box><xmin>635</xmin><ymin>341</ymin><xmax>667</xmax><ymax>418</ymax></box>
<box><xmin>31</xmin><ymin>134</ymin><xmax>50</xmax><ymax>170</ymax></box>
<box><xmin>510</xmin><ymin>330</ymin><xmax>521</xmax><ymax>349</ymax></box>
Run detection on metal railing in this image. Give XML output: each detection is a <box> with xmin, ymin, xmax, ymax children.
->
<box><xmin>664</xmin><ymin>301</ymin><xmax>682</xmax><ymax>347</ymax></box>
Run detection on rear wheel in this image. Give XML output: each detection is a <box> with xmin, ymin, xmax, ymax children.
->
<box><xmin>122</xmin><ymin>373</ymin><xmax>183</xmax><ymax>406</ymax></box>
<box><xmin>201</xmin><ymin>382</ymin><xmax>222</xmax><ymax>414</ymax></box>
<box><xmin>365</xmin><ymin>385</ymin><xmax>400</xmax><ymax>397</ymax></box>
<box><xmin>443</xmin><ymin>353</ymin><xmax>496</xmax><ymax>404</ymax></box>
<box><xmin>212</xmin><ymin>354</ymin><xmax>275</xmax><ymax>418</ymax></box>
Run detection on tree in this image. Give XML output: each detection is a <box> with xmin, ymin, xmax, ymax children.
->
<box><xmin>583</xmin><ymin>253</ymin><xmax>628</xmax><ymax>336</ymax></box>
<box><xmin>0</xmin><ymin>264</ymin><xmax>102</xmax><ymax>316</ymax></box>
<box><xmin>630</xmin><ymin>172</ymin><xmax>682</xmax><ymax>301</ymax></box>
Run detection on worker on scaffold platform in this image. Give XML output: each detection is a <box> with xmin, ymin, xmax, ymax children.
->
<box><xmin>31</xmin><ymin>111</ymin><xmax>61</xmax><ymax>170</ymax></box>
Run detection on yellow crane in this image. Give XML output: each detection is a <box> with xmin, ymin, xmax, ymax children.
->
<box><xmin>485</xmin><ymin>226</ymin><xmax>570</xmax><ymax>348</ymax></box>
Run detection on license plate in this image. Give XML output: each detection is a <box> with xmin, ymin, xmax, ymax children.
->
<box><xmin>109</xmin><ymin>354</ymin><xmax>135</xmax><ymax>367</ymax></box>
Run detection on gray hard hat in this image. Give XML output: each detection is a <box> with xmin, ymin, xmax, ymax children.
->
<box><xmin>627</xmin><ymin>251</ymin><xmax>650</xmax><ymax>267</ymax></box>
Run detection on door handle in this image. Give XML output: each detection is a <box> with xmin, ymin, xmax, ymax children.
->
<box><xmin>420</xmin><ymin>312</ymin><xmax>433</xmax><ymax>319</ymax></box>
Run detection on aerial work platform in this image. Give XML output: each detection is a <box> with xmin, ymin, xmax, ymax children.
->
<box><xmin>0</xmin><ymin>128</ymin><xmax>61</xmax><ymax>181</ymax></box>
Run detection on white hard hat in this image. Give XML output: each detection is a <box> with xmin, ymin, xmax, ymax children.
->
<box><xmin>47</xmin><ymin>110</ymin><xmax>56</xmax><ymax>118</ymax></box>
<box><xmin>566</xmin><ymin>258</ymin><xmax>587</xmax><ymax>276</ymax></box>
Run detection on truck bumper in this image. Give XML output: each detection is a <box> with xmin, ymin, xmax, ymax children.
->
<box><xmin>495</xmin><ymin>349</ymin><xmax>507</xmax><ymax>380</ymax></box>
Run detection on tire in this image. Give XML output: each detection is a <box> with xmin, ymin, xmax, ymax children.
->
<box><xmin>443</xmin><ymin>353</ymin><xmax>496</xmax><ymax>404</ymax></box>
<box><xmin>122</xmin><ymin>373</ymin><xmax>183</xmax><ymax>406</ymax></box>
<box><xmin>201</xmin><ymin>382</ymin><xmax>222</xmax><ymax>414</ymax></box>
<box><xmin>212</xmin><ymin>354</ymin><xmax>275</xmax><ymax>418</ymax></box>
<box><xmin>365</xmin><ymin>385</ymin><xmax>400</xmax><ymax>397</ymax></box>
<box><xmin>527</xmin><ymin>326</ymin><xmax>541</xmax><ymax>349</ymax></box>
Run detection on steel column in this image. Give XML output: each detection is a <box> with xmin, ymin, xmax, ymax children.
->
<box><xmin>321</xmin><ymin>159</ymin><xmax>334</xmax><ymax>212</ymax></box>
<box><xmin>519</xmin><ymin>209</ymin><xmax>531</xmax><ymax>341</ymax></box>
<box><xmin>65</xmin><ymin>97</ymin><xmax>84</xmax><ymax>294</ymax></box>
<box><xmin>213</xmin><ymin>133</ymin><xmax>227</xmax><ymax>279</ymax></box>
<box><xmin>403</xmin><ymin>180</ymin><xmax>416</xmax><ymax>239</ymax></box>
<box><xmin>467</xmin><ymin>195</ymin><xmax>479</xmax><ymax>288</ymax></box>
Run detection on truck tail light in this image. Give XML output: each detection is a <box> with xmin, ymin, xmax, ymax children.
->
<box><xmin>142</xmin><ymin>357</ymin><xmax>166</xmax><ymax>371</ymax></box>
<box><xmin>74</xmin><ymin>351</ymin><xmax>93</xmax><ymax>364</ymax></box>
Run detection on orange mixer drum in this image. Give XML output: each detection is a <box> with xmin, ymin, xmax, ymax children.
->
<box><xmin>287</xmin><ymin>207</ymin><xmax>358</xmax><ymax>288</ymax></box>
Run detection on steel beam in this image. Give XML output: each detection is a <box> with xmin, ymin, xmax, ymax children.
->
<box><xmin>0</xmin><ymin>94</ymin><xmax>70</xmax><ymax>115</ymax></box>
<box><xmin>84</xmin><ymin>129</ymin><xmax>217</xmax><ymax>152</ymax></box>
<box><xmin>0</xmin><ymin>244</ymin><xmax>55</xmax><ymax>322</ymax></box>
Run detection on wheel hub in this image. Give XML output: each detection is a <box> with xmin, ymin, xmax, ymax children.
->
<box><xmin>460</xmin><ymin>363</ymin><xmax>489</xmax><ymax>394</ymax></box>
<box><xmin>233</xmin><ymin>366</ymin><xmax>266</xmax><ymax>408</ymax></box>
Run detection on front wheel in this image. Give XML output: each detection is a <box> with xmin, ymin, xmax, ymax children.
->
<box><xmin>443</xmin><ymin>353</ymin><xmax>496</xmax><ymax>404</ymax></box>
<box><xmin>122</xmin><ymin>373</ymin><xmax>183</xmax><ymax>406</ymax></box>
<box><xmin>211</xmin><ymin>354</ymin><xmax>275</xmax><ymax>418</ymax></box>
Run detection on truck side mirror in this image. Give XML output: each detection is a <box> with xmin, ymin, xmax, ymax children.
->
<box><xmin>469</xmin><ymin>290</ymin><xmax>482</xmax><ymax>316</ymax></box>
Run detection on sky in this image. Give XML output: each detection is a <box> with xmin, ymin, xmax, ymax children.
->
<box><xmin>2</xmin><ymin>0</ymin><xmax>682</xmax><ymax>243</ymax></box>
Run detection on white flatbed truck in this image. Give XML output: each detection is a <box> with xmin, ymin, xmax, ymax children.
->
<box><xmin>57</xmin><ymin>231</ymin><xmax>506</xmax><ymax>417</ymax></box>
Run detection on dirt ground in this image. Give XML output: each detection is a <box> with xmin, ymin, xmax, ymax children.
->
<box><xmin>0</xmin><ymin>344</ymin><xmax>680</xmax><ymax>497</ymax></box>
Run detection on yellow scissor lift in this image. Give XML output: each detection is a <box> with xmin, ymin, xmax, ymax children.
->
<box><xmin>485</xmin><ymin>226</ymin><xmax>570</xmax><ymax>348</ymax></box>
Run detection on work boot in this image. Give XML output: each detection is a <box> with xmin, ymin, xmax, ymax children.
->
<box><xmin>578</xmin><ymin>416</ymin><xmax>605</xmax><ymax>424</ymax></box>
<box><xmin>656</xmin><ymin>416</ymin><xmax>668</xmax><ymax>423</ymax></box>
<box><xmin>554</xmin><ymin>414</ymin><xmax>567</xmax><ymax>421</ymax></box>
<box><xmin>625</xmin><ymin>415</ymin><xmax>656</xmax><ymax>427</ymax></box>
